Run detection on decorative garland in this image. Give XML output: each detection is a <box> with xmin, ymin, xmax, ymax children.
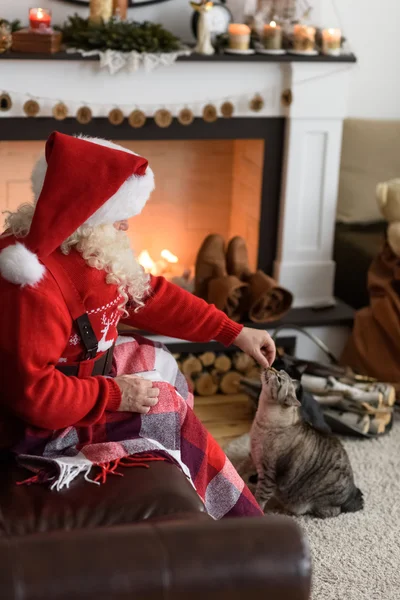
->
<box><xmin>0</xmin><ymin>90</ymin><xmax>266</xmax><ymax>126</ymax></box>
<box><xmin>56</xmin><ymin>15</ymin><xmax>183</xmax><ymax>53</ymax></box>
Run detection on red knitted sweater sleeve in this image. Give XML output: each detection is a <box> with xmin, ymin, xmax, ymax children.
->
<box><xmin>0</xmin><ymin>282</ymin><xmax>121</xmax><ymax>431</ymax></box>
<box><xmin>122</xmin><ymin>275</ymin><xmax>243</xmax><ymax>346</ymax></box>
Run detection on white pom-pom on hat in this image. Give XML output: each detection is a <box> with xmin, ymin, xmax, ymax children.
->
<box><xmin>0</xmin><ymin>242</ymin><xmax>46</xmax><ymax>287</ymax></box>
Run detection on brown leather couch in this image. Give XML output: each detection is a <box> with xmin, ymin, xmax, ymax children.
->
<box><xmin>0</xmin><ymin>457</ymin><xmax>311</xmax><ymax>600</ymax></box>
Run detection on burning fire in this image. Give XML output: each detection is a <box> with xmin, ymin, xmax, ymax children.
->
<box><xmin>138</xmin><ymin>249</ymin><xmax>179</xmax><ymax>277</ymax></box>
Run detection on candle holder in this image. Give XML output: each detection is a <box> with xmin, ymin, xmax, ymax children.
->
<box><xmin>293</xmin><ymin>24</ymin><xmax>316</xmax><ymax>53</ymax></box>
<box><xmin>29</xmin><ymin>7</ymin><xmax>52</xmax><ymax>32</ymax></box>
<box><xmin>322</xmin><ymin>28</ymin><xmax>342</xmax><ymax>56</ymax></box>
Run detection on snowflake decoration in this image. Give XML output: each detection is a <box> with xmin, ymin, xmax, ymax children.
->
<box><xmin>69</xmin><ymin>333</ymin><xmax>81</xmax><ymax>346</ymax></box>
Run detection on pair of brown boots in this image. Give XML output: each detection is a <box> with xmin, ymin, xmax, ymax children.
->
<box><xmin>195</xmin><ymin>235</ymin><xmax>293</xmax><ymax>323</ymax></box>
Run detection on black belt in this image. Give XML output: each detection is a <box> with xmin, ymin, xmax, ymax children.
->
<box><xmin>56</xmin><ymin>345</ymin><xmax>114</xmax><ymax>377</ymax></box>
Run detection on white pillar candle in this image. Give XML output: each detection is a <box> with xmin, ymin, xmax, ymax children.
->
<box><xmin>228</xmin><ymin>23</ymin><xmax>251</xmax><ymax>51</ymax></box>
<box><xmin>293</xmin><ymin>24</ymin><xmax>316</xmax><ymax>52</ymax></box>
<box><xmin>263</xmin><ymin>21</ymin><xmax>283</xmax><ymax>50</ymax></box>
<box><xmin>322</xmin><ymin>28</ymin><xmax>342</xmax><ymax>55</ymax></box>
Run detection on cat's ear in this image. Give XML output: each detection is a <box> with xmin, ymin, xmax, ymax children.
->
<box><xmin>284</xmin><ymin>394</ymin><xmax>301</xmax><ymax>408</ymax></box>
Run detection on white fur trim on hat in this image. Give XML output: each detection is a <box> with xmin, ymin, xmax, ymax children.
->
<box><xmin>0</xmin><ymin>243</ymin><xmax>46</xmax><ymax>287</ymax></box>
<box><xmin>31</xmin><ymin>136</ymin><xmax>155</xmax><ymax>224</ymax></box>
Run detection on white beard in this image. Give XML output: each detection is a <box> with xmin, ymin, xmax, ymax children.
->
<box><xmin>65</xmin><ymin>223</ymin><xmax>150</xmax><ymax>309</ymax></box>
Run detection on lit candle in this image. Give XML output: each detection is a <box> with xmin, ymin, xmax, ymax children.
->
<box><xmin>29</xmin><ymin>8</ymin><xmax>52</xmax><ymax>31</ymax></box>
<box><xmin>322</xmin><ymin>28</ymin><xmax>342</xmax><ymax>55</ymax></box>
<box><xmin>263</xmin><ymin>21</ymin><xmax>282</xmax><ymax>50</ymax></box>
<box><xmin>228</xmin><ymin>23</ymin><xmax>251</xmax><ymax>51</ymax></box>
<box><xmin>293</xmin><ymin>24</ymin><xmax>316</xmax><ymax>52</ymax></box>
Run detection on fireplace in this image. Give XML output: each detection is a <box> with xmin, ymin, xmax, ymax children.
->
<box><xmin>0</xmin><ymin>52</ymin><xmax>356</xmax><ymax>309</ymax></box>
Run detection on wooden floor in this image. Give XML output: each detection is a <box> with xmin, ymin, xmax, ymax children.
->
<box><xmin>193</xmin><ymin>393</ymin><xmax>254</xmax><ymax>448</ymax></box>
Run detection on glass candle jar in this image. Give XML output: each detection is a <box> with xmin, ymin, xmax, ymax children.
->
<box><xmin>263</xmin><ymin>21</ymin><xmax>283</xmax><ymax>50</ymax></box>
<box><xmin>322</xmin><ymin>28</ymin><xmax>342</xmax><ymax>55</ymax></box>
<box><xmin>293</xmin><ymin>24</ymin><xmax>316</xmax><ymax>52</ymax></box>
<box><xmin>29</xmin><ymin>8</ymin><xmax>52</xmax><ymax>31</ymax></box>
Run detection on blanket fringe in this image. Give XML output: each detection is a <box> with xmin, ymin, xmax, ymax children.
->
<box><xmin>17</xmin><ymin>453</ymin><xmax>169</xmax><ymax>489</ymax></box>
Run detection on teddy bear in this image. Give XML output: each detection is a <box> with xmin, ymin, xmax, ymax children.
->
<box><xmin>376</xmin><ymin>178</ymin><xmax>400</xmax><ymax>257</ymax></box>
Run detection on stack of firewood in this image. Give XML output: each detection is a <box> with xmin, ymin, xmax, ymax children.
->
<box><xmin>174</xmin><ymin>351</ymin><xmax>260</xmax><ymax>396</ymax></box>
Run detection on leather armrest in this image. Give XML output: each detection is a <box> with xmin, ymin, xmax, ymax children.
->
<box><xmin>0</xmin><ymin>516</ymin><xmax>311</xmax><ymax>600</ymax></box>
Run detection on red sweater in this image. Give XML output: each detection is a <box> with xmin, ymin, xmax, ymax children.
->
<box><xmin>0</xmin><ymin>248</ymin><xmax>242</xmax><ymax>447</ymax></box>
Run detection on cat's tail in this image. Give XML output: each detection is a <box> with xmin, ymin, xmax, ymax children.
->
<box><xmin>341</xmin><ymin>486</ymin><xmax>364</xmax><ymax>513</ymax></box>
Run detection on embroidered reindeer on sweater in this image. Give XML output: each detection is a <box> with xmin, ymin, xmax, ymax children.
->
<box><xmin>98</xmin><ymin>310</ymin><xmax>120</xmax><ymax>352</ymax></box>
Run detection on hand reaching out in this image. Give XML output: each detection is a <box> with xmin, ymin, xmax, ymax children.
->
<box><xmin>233</xmin><ymin>327</ymin><xmax>276</xmax><ymax>369</ymax></box>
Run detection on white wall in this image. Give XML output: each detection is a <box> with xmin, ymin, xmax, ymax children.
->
<box><xmin>320</xmin><ymin>0</ymin><xmax>400</xmax><ymax>119</ymax></box>
<box><xmin>1</xmin><ymin>0</ymin><xmax>399</xmax><ymax>118</ymax></box>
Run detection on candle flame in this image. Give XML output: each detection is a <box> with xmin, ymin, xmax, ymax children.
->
<box><xmin>37</xmin><ymin>8</ymin><xmax>44</xmax><ymax>18</ymax></box>
<box><xmin>270</xmin><ymin>21</ymin><xmax>277</xmax><ymax>27</ymax></box>
<box><xmin>328</xmin><ymin>28</ymin><xmax>336</xmax><ymax>34</ymax></box>
<box><xmin>161</xmin><ymin>249</ymin><xmax>179</xmax><ymax>264</ymax></box>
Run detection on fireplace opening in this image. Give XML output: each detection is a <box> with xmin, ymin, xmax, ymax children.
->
<box><xmin>0</xmin><ymin>132</ymin><xmax>283</xmax><ymax>291</ymax></box>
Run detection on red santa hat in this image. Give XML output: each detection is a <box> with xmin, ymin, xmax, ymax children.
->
<box><xmin>0</xmin><ymin>131</ymin><xmax>155</xmax><ymax>287</ymax></box>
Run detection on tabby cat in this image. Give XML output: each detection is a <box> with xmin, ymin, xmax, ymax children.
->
<box><xmin>250</xmin><ymin>368</ymin><xmax>363</xmax><ymax>518</ymax></box>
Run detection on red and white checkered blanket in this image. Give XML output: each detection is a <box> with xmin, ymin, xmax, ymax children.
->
<box><xmin>15</xmin><ymin>334</ymin><xmax>262</xmax><ymax>519</ymax></box>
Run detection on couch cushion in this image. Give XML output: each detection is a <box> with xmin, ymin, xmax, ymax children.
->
<box><xmin>337</xmin><ymin>119</ymin><xmax>400</xmax><ymax>223</ymax></box>
<box><xmin>0</xmin><ymin>457</ymin><xmax>208</xmax><ymax>536</ymax></box>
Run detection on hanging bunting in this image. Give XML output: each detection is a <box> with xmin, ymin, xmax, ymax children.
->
<box><xmin>203</xmin><ymin>104</ymin><xmax>217</xmax><ymax>123</ymax></box>
<box><xmin>221</xmin><ymin>101</ymin><xmax>234</xmax><ymax>118</ymax></box>
<box><xmin>52</xmin><ymin>102</ymin><xmax>69</xmax><ymax>121</ymax></box>
<box><xmin>76</xmin><ymin>106</ymin><xmax>93</xmax><ymax>125</ymax></box>
<box><xmin>249</xmin><ymin>94</ymin><xmax>264</xmax><ymax>112</ymax></box>
<box><xmin>108</xmin><ymin>108</ymin><xmax>125</xmax><ymax>125</ymax></box>
<box><xmin>23</xmin><ymin>99</ymin><xmax>40</xmax><ymax>117</ymax></box>
<box><xmin>178</xmin><ymin>107</ymin><xmax>194</xmax><ymax>126</ymax></box>
<box><xmin>128</xmin><ymin>109</ymin><xmax>146</xmax><ymax>128</ymax></box>
<box><xmin>0</xmin><ymin>93</ymin><xmax>12</xmax><ymax>112</ymax></box>
<box><xmin>154</xmin><ymin>109</ymin><xmax>173</xmax><ymax>128</ymax></box>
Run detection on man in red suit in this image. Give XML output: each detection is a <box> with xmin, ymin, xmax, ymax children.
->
<box><xmin>0</xmin><ymin>132</ymin><xmax>274</xmax><ymax>517</ymax></box>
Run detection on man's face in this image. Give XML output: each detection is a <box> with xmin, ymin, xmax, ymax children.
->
<box><xmin>113</xmin><ymin>220</ymin><xmax>129</xmax><ymax>232</ymax></box>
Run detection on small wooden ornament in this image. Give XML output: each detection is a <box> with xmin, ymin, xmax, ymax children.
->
<box><xmin>76</xmin><ymin>106</ymin><xmax>93</xmax><ymax>125</ymax></box>
<box><xmin>0</xmin><ymin>93</ymin><xmax>12</xmax><ymax>112</ymax></box>
<box><xmin>203</xmin><ymin>103</ymin><xmax>217</xmax><ymax>123</ymax></box>
<box><xmin>221</xmin><ymin>101</ymin><xmax>234</xmax><ymax>118</ymax></box>
<box><xmin>154</xmin><ymin>109</ymin><xmax>173</xmax><ymax>128</ymax></box>
<box><xmin>249</xmin><ymin>94</ymin><xmax>264</xmax><ymax>112</ymax></box>
<box><xmin>108</xmin><ymin>108</ymin><xmax>125</xmax><ymax>125</ymax></box>
<box><xmin>52</xmin><ymin>102</ymin><xmax>68</xmax><ymax>121</ymax></box>
<box><xmin>178</xmin><ymin>107</ymin><xmax>194</xmax><ymax>126</ymax></box>
<box><xmin>23</xmin><ymin>99</ymin><xmax>40</xmax><ymax>117</ymax></box>
<box><xmin>129</xmin><ymin>110</ymin><xmax>146</xmax><ymax>128</ymax></box>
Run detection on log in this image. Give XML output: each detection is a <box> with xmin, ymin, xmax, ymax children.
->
<box><xmin>199</xmin><ymin>351</ymin><xmax>217</xmax><ymax>367</ymax></box>
<box><xmin>234</xmin><ymin>353</ymin><xmax>255</xmax><ymax>373</ymax></box>
<box><xmin>182</xmin><ymin>356</ymin><xmax>202</xmax><ymax>377</ymax></box>
<box><xmin>214</xmin><ymin>355</ymin><xmax>232</xmax><ymax>373</ymax></box>
<box><xmin>195</xmin><ymin>373</ymin><xmax>219</xmax><ymax>396</ymax></box>
<box><xmin>220</xmin><ymin>371</ymin><xmax>241</xmax><ymax>395</ymax></box>
<box><xmin>246</xmin><ymin>367</ymin><xmax>261</xmax><ymax>380</ymax></box>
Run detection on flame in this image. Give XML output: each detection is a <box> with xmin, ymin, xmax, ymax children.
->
<box><xmin>161</xmin><ymin>249</ymin><xmax>179</xmax><ymax>264</ymax></box>
<box><xmin>270</xmin><ymin>21</ymin><xmax>277</xmax><ymax>27</ymax></box>
<box><xmin>37</xmin><ymin>8</ymin><xmax>44</xmax><ymax>18</ymax></box>
<box><xmin>138</xmin><ymin>250</ymin><xmax>157</xmax><ymax>275</ymax></box>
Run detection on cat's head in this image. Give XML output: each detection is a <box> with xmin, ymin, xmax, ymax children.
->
<box><xmin>260</xmin><ymin>368</ymin><xmax>301</xmax><ymax>408</ymax></box>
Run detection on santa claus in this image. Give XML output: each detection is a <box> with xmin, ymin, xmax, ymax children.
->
<box><xmin>0</xmin><ymin>132</ymin><xmax>275</xmax><ymax>518</ymax></box>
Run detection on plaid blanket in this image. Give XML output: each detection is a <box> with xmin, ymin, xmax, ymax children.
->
<box><xmin>14</xmin><ymin>334</ymin><xmax>262</xmax><ymax>519</ymax></box>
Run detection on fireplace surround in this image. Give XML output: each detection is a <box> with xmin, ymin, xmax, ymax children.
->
<box><xmin>0</xmin><ymin>52</ymin><xmax>356</xmax><ymax>311</ymax></box>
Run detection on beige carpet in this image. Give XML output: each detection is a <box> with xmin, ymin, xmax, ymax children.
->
<box><xmin>225</xmin><ymin>415</ymin><xmax>400</xmax><ymax>600</ymax></box>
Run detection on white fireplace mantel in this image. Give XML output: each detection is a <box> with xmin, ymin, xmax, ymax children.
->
<box><xmin>0</xmin><ymin>55</ymin><xmax>355</xmax><ymax>308</ymax></box>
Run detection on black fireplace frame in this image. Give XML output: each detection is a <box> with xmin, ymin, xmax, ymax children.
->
<box><xmin>0</xmin><ymin>116</ymin><xmax>285</xmax><ymax>275</ymax></box>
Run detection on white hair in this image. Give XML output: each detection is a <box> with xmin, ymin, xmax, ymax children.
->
<box><xmin>3</xmin><ymin>203</ymin><xmax>150</xmax><ymax>312</ymax></box>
